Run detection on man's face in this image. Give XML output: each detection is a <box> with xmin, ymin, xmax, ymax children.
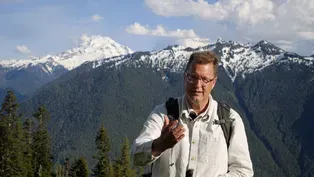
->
<box><xmin>184</xmin><ymin>62</ymin><xmax>217</xmax><ymax>107</ymax></box>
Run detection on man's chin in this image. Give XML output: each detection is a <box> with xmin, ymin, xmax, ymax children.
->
<box><xmin>190</xmin><ymin>96</ymin><xmax>202</xmax><ymax>103</ymax></box>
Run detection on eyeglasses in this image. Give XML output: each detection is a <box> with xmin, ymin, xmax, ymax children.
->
<box><xmin>185</xmin><ymin>73</ymin><xmax>215</xmax><ymax>84</ymax></box>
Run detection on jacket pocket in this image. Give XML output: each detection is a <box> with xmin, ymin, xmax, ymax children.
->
<box><xmin>199</xmin><ymin>128</ymin><xmax>222</xmax><ymax>164</ymax></box>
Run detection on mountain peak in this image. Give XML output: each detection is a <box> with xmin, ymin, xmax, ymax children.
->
<box><xmin>0</xmin><ymin>34</ymin><xmax>133</xmax><ymax>71</ymax></box>
<box><xmin>254</xmin><ymin>40</ymin><xmax>278</xmax><ymax>49</ymax></box>
<box><xmin>252</xmin><ymin>40</ymin><xmax>284</xmax><ymax>55</ymax></box>
<box><xmin>257</xmin><ymin>40</ymin><xmax>269</xmax><ymax>45</ymax></box>
<box><xmin>64</xmin><ymin>34</ymin><xmax>133</xmax><ymax>59</ymax></box>
<box><xmin>163</xmin><ymin>45</ymin><xmax>186</xmax><ymax>51</ymax></box>
<box><xmin>56</xmin><ymin>35</ymin><xmax>134</xmax><ymax>69</ymax></box>
<box><xmin>216</xmin><ymin>37</ymin><xmax>225</xmax><ymax>44</ymax></box>
<box><xmin>79</xmin><ymin>35</ymin><xmax>117</xmax><ymax>48</ymax></box>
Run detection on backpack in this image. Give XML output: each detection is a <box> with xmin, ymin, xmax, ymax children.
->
<box><xmin>165</xmin><ymin>97</ymin><xmax>233</xmax><ymax>147</ymax></box>
<box><xmin>142</xmin><ymin>98</ymin><xmax>233</xmax><ymax>177</ymax></box>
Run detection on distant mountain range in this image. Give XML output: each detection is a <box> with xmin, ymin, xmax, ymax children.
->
<box><xmin>0</xmin><ymin>35</ymin><xmax>133</xmax><ymax>95</ymax></box>
<box><xmin>1</xmin><ymin>36</ymin><xmax>312</xmax><ymax>96</ymax></box>
<box><xmin>1</xmin><ymin>35</ymin><xmax>314</xmax><ymax>176</ymax></box>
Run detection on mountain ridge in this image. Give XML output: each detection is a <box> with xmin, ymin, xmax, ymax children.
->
<box><xmin>1</xmin><ymin>36</ymin><xmax>313</xmax><ymax>79</ymax></box>
<box><xmin>0</xmin><ymin>36</ymin><xmax>313</xmax><ymax>95</ymax></box>
<box><xmin>83</xmin><ymin>39</ymin><xmax>314</xmax><ymax>82</ymax></box>
<box><xmin>18</xmin><ymin>53</ymin><xmax>314</xmax><ymax>176</ymax></box>
<box><xmin>12</xmin><ymin>36</ymin><xmax>314</xmax><ymax>176</ymax></box>
<box><xmin>0</xmin><ymin>35</ymin><xmax>133</xmax><ymax>71</ymax></box>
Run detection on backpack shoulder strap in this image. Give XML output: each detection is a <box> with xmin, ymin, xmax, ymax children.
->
<box><xmin>165</xmin><ymin>97</ymin><xmax>179</xmax><ymax>121</ymax></box>
<box><xmin>165</xmin><ymin>99</ymin><xmax>233</xmax><ymax>147</ymax></box>
<box><xmin>217</xmin><ymin>102</ymin><xmax>232</xmax><ymax>147</ymax></box>
<box><xmin>143</xmin><ymin>98</ymin><xmax>179</xmax><ymax>177</ymax></box>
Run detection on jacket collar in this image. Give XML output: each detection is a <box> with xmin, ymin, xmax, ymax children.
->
<box><xmin>180</xmin><ymin>94</ymin><xmax>213</xmax><ymax>121</ymax></box>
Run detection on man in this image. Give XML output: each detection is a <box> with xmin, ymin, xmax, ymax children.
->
<box><xmin>131</xmin><ymin>51</ymin><xmax>254</xmax><ymax>177</ymax></box>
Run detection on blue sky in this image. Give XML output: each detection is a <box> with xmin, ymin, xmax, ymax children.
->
<box><xmin>1</xmin><ymin>0</ymin><xmax>313</xmax><ymax>60</ymax></box>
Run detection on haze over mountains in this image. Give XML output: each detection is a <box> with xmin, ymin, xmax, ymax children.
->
<box><xmin>1</xmin><ymin>35</ymin><xmax>314</xmax><ymax>176</ymax></box>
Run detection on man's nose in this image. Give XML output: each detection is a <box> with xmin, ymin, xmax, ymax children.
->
<box><xmin>196</xmin><ymin>79</ymin><xmax>203</xmax><ymax>87</ymax></box>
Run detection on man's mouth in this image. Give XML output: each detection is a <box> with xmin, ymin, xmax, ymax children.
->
<box><xmin>192</xmin><ymin>90</ymin><xmax>203</xmax><ymax>95</ymax></box>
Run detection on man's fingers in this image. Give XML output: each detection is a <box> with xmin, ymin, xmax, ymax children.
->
<box><xmin>177</xmin><ymin>134</ymin><xmax>185</xmax><ymax>141</ymax></box>
<box><xmin>173</xmin><ymin>126</ymin><xmax>185</xmax><ymax>139</ymax></box>
<box><xmin>163</xmin><ymin>115</ymin><xmax>170</xmax><ymax>129</ymax></box>
<box><xmin>172</xmin><ymin>125</ymin><xmax>184</xmax><ymax>134</ymax></box>
<box><xmin>168</xmin><ymin>120</ymin><xmax>179</xmax><ymax>129</ymax></box>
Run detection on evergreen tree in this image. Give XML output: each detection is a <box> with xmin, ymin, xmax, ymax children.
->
<box><xmin>117</xmin><ymin>137</ymin><xmax>137</xmax><ymax>177</ymax></box>
<box><xmin>113</xmin><ymin>162</ymin><xmax>123</xmax><ymax>177</ymax></box>
<box><xmin>69</xmin><ymin>157</ymin><xmax>89</xmax><ymax>177</ymax></box>
<box><xmin>54</xmin><ymin>164</ymin><xmax>65</xmax><ymax>177</ymax></box>
<box><xmin>64</xmin><ymin>158</ymin><xmax>71</xmax><ymax>177</ymax></box>
<box><xmin>32</xmin><ymin>105</ymin><xmax>53</xmax><ymax>177</ymax></box>
<box><xmin>23</xmin><ymin>118</ymin><xmax>35</xmax><ymax>177</ymax></box>
<box><xmin>0</xmin><ymin>90</ymin><xmax>25</xmax><ymax>177</ymax></box>
<box><xmin>136</xmin><ymin>166</ymin><xmax>144</xmax><ymax>177</ymax></box>
<box><xmin>92</xmin><ymin>125</ymin><xmax>111</xmax><ymax>177</ymax></box>
<box><xmin>108</xmin><ymin>162</ymin><xmax>115</xmax><ymax>177</ymax></box>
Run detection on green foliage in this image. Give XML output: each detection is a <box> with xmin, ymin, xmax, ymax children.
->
<box><xmin>234</xmin><ymin>63</ymin><xmax>314</xmax><ymax>177</ymax></box>
<box><xmin>23</xmin><ymin>118</ymin><xmax>35</xmax><ymax>177</ymax></box>
<box><xmin>0</xmin><ymin>90</ymin><xmax>26</xmax><ymax>177</ymax></box>
<box><xmin>0</xmin><ymin>88</ymin><xmax>26</xmax><ymax>103</ymax></box>
<box><xmin>0</xmin><ymin>91</ymin><xmax>57</xmax><ymax>177</ymax></box>
<box><xmin>116</xmin><ymin>137</ymin><xmax>137</xmax><ymax>177</ymax></box>
<box><xmin>54</xmin><ymin>164</ymin><xmax>65</xmax><ymax>177</ymax></box>
<box><xmin>93</xmin><ymin>125</ymin><xmax>111</xmax><ymax>177</ymax></box>
<box><xmin>69</xmin><ymin>157</ymin><xmax>89</xmax><ymax>177</ymax></box>
<box><xmin>107</xmin><ymin>162</ymin><xmax>115</xmax><ymax>177</ymax></box>
<box><xmin>32</xmin><ymin>105</ymin><xmax>53</xmax><ymax>177</ymax></box>
<box><xmin>18</xmin><ymin>61</ymin><xmax>314</xmax><ymax>177</ymax></box>
<box><xmin>113</xmin><ymin>162</ymin><xmax>123</xmax><ymax>177</ymax></box>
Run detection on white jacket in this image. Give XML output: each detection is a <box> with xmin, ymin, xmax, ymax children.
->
<box><xmin>132</xmin><ymin>95</ymin><xmax>254</xmax><ymax>177</ymax></box>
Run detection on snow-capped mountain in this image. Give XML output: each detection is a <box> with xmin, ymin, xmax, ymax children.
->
<box><xmin>21</xmin><ymin>38</ymin><xmax>314</xmax><ymax>177</ymax></box>
<box><xmin>88</xmin><ymin>38</ymin><xmax>314</xmax><ymax>82</ymax></box>
<box><xmin>12</xmin><ymin>36</ymin><xmax>314</xmax><ymax>177</ymax></box>
<box><xmin>0</xmin><ymin>35</ymin><xmax>313</xmax><ymax>95</ymax></box>
<box><xmin>0</xmin><ymin>35</ymin><xmax>133</xmax><ymax>95</ymax></box>
<box><xmin>0</xmin><ymin>35</ymin><xmax>133</xmax><ymax>72</ymax></box>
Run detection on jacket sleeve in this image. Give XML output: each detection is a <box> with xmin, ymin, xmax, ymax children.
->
<box><xmin>219</xmin><ymin>109</ymin><xmax>254</xmax><ymax>177</ymax></box>
<box><xmin>131</xmin><ymin>105</ymin><xmax>166</xmax><ymax>166</ymax></box>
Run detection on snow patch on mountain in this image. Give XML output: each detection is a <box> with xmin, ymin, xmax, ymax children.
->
<box><xmin>218</xmin><ymin>40</ymin><xmax>285</xmax><ymax>81</ymax></box>
<box><xmin>90</xmin><ymin>39</ymin><xmax>314</xmax><ymax>82</ymax></box>
<box><xmin>0</xmin><ymin>35</ymin><xmax>133</xmax><ymax>72</ymax></box>
<box><xmin>1</xmin><ymin>35</ymin><xmax>313</xmax><ymax>82</ymax></box>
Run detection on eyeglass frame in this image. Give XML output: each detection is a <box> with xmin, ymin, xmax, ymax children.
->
<box><xmin>185</xmin><ymin>72</ymin><xmax>216</xmax><ymax>84</ymax></box>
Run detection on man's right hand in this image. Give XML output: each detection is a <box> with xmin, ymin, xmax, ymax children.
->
<box><xmin>152</xmin><ymin>115</ymin><xmax>185</xmax><ymax>157</ymax></box>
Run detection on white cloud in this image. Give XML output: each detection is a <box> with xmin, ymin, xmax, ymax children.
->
<box><xmin>273</xmin><ymin>40</ymin><xmax>293</xmax><ymax>51</ymax></box>
<box><xmin>298</xmin><ymin>31</ymin><xmax>314</xmax><ymax>40</ymax></box>
<box><xmin>144</xmin><ymin>0</ymin><xmax>227</xmax><ymax>21</ymax></box>
<box><xmin>125</xmin><ymin>22</ymin><xmax>150</xmax><ymax>35</ymax></box>
<box><xmin>176</xmin><ymin>38</ymin><xmax>210</xmax><ymax>48</ymax></box>
<box><xmin>80</xmin><ymin>34</ymin><xmax>90</xmax><ymax>42</ymax></box>
<box><xmin>16</xmin><ymin>45</ymin><xmax>31</xmax><ymax>54</ymax></box>
<box><xmin>126</xmin><ymin>23</ymin><xmax>200</xmax><ymax>38</ymax></box>
<box><xmin>145</xmin><ymin>0</ymin><xmax>276</xmax><ymax>25</ymax></box>
<box><xmin>125</xmin><ymin>23</ymin><xmax>209</xmax><ymax>48</ymax></box>
<box><xmin>145</xmin><ymin>0</ymin><xmax>314</xmax><ymax>49</ymax></box>
<box><xmin>91</xmin><ymin>14</ymin><xmax>103</xmax><ymax>22</ymax></box>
